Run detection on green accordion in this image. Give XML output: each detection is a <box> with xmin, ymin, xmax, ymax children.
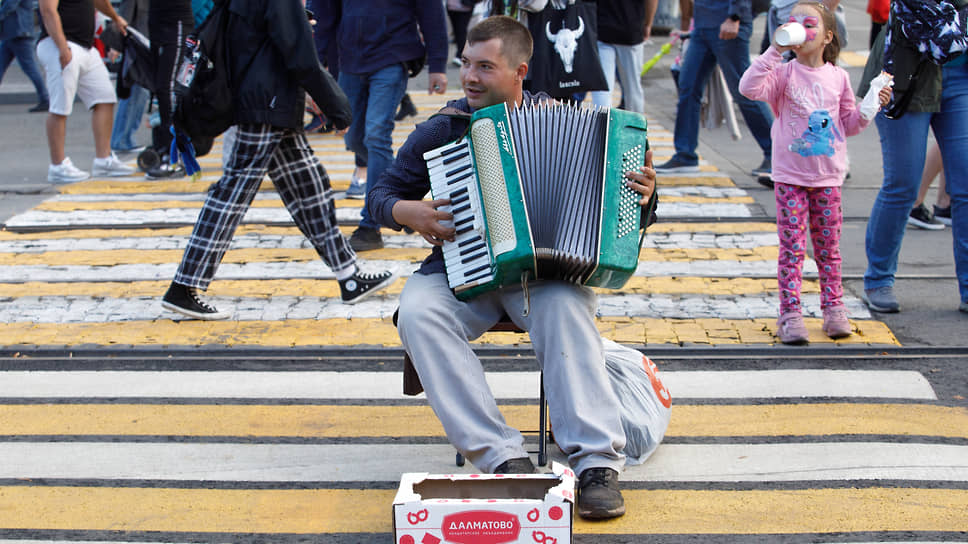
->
<box><xmin>424</xmin><ymin>101</ymin><xmax>651</xmax><ymax>300</ymax></box>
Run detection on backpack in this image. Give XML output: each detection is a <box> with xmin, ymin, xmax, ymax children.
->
<box><xmin>170</xmin><ymin>0</ymin><xmax>235</xmax><ymax>146</ymax></box>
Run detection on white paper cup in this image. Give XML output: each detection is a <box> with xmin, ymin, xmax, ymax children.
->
<box><xmin>776</xmin><ymin>22</ymin><xmax>806</xmax><ymax>46</ymax></box>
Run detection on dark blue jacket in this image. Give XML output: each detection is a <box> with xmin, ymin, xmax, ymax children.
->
<box><xmin>0</xmin><ymin>0</ymin><xmax>35</xmax><ymax>41</ymax></box>
<box><xmin>226</xmin><ymin>0</ymin><xmax>351</xmax><ymax>130</ymax></box>
<box><xmin>315</xmin><ymin>0</ymin><xmax>449</xmax><ymax>76</ymax></box>
<box><xmin>694</xmin><ymin>0</ymin><xmax>753</xmax><ymax>29</ymax></box>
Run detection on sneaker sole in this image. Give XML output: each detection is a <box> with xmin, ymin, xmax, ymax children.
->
<box><xmin>342</xmin><ymin>273</ymin><xmax>396</xmax><ymax>305</ymax></box>
<box><xmin>906</xmin><ymin>217</ymin><xmax>945</xmax><ymax>230</ymax></box>
<box><xmin>92</xmin><ymin>169</ymin><xmax>137</xmax><ymax>177</ymax></box>
<box><xmin>823</xmin><ymin>327</ymin><xmax>852</xmax><ymax>339</ymax></box>
<box><xmin>344</xmin><ymin>193</ymin><xmax>366</xmax><ymax>200</ymax></box>
<box><xmin>578</xmin><ymin>503</ymin><xmax>626</xmax><ymax>520</ymax></box>
<box><xmin>936</xmin><ymin>217</ymin><xmax>952</xmax><ymax>226</ymax></box>
<box><xmin>654</xmin><ymin>165</ymin><xmax>700</xmax><ymax>174</ymax></box>
<box><xmin>162</xmin><ymin>300</ymin><xmax>231</xmax><ymax>320</ymax></box>
<box><xmin>862</xmin><ymin>295</ymin><xmax>900</xmax><ymax>313</ymax></box>
<box><xmin>48</xmin><ymin>175</ymin><xmax>90</xmax><ymax>183</ymax></box>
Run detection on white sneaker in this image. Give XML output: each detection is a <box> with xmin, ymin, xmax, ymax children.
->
<box><xmin>92</xmin><ymin>152</ymin><xmax>136</xmax><ymax>177</ymax></box>
<box><xmin>48</xmin><ymin>157</ymin><xmax>90</xmax><ymax>183</ymax></box>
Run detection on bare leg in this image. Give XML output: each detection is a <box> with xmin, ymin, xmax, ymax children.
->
<box><xmin>91</xmin><ymin>102</ymin><xmax>115</xmax><ymax>159</ymax></box>
<box><xmin>936</xmin><ymin>170</ymin><xmax>950</xmax><ymax>208</ymax></box>
<box><xmin>46</xmin><ymin>113</ymin><xmax>67</xmax><ymax>165</ymax></box>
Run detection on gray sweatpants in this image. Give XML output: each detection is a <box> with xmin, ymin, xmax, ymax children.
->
<box><xmin>397</xmin><ymin>272</ymin><xmax>626</xmax><ymax>475</ymax></box>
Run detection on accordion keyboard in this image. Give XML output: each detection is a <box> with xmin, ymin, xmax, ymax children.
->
<box><xmin>425</xmin><ymin>139</ymin><xmax>495</xmax><ymax>291</ymax></box>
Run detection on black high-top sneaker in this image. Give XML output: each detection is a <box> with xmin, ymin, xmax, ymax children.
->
<box><xmin>161</xmin><ymin>282</ymin><xmax>231</xmax><ymax>320</ymax></box>
<box><xmin>339</xmin><ymin>270</ymin><xmax>395</xmax><ymax>304</ymax></box>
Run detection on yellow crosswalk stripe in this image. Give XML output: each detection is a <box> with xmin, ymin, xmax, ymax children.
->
<box><xmin>0</xmin><ymin>487</ymin><xmax>963</xmax><ymax>534</ymax></box>
<box><xmin>0</xmin><ymin>318</ymin><xmax>900</xmax><ymax>346</ymax></box>
<box><xmin>0</xmin><ymin>404</ymin><xmax>963</xmax><ymax>438</ymax></box>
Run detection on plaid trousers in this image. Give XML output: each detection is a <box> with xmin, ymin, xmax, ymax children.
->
<box><xmin>174</xmin><ymin>124</ymin><xmax>357</xmax><ymax>290</ymax></box>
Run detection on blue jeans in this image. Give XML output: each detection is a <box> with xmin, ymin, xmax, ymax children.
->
<box><xmin>0</xmin><ymin>36</ymin><xmax>49</xmax><ymax>103</ymax></box>
<box><xmin>671</xmin><ymin>25</ymin><xmax>773</xmax><ymax>164</ymax></box>
<box><xmin>339</xmin><ymin>64</ymin><xmax>408</xmax><ymax>231</ymax></box>
<box><xmin>865</xmin><ymin>64</ymin><xmax>968</xmax><ymax>303</ymax></box>
<box><xmin>110</xmin><ymin>84</ymin><xmax>150</xmax><ymax>151</ymax></box>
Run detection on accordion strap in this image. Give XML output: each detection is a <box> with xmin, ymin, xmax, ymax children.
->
<box><xmin>430</xmin><ymin>106</ymin><xmax>473</xmax><ymax>139</ymax></box>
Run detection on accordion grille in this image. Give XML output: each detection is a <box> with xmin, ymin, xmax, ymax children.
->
<box><xmin>470</xmin><ymin>118</ymin><xmax>517</xmax><ymax>251</ymax></box>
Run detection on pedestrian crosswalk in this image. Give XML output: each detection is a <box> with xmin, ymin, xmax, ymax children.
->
<box><xmin>0</xmin><ymin>90</ymin><xmax>897</xmax><ymax>346</ymax></box>
<box><xmin>4</xmin><ymin>91</ymin><xmax>965</xmax><ymax>541</ymax></box>
<box><xmin>0</xmin><ymin>364</ymin><xmax>965</xmax><ymax>540</ymax></box>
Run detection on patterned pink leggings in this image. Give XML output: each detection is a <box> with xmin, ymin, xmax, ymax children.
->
<box><xmin>775</xmin><ymin>183</ymin><xmax>844</xmax><ymax>314</ymax></box>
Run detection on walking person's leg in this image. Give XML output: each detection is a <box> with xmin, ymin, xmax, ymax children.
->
<box><xmin>808</xmin><ymin>186</ymin><xmax>852</xmax><ymax>337</ymax></box>
<box><xmin>933</xmin><ymin>64</ymin><xmax>968</xmax><ymax>309</ymax></box>
<box><xmin>863</xmin><ymin>111</ymin><xmax>932</xmax><ymax>312</ymax></box>
<box><xmin>775</xmin><ymin>183</ymin><xmax>810</xmax><ymax>344</ymax></box>
<box><xmin>36</xmin><ymin>38</ymin><xmax>88</xmax><ymax>182</ymax></box>
<box><xmin>351</xmin><ymin>63</ymin><xmax>408</xmax><ymax>250</ymax></box>
<box><xmin>591</xmin><ymin>42</ymin><xmax>618</xmax><ymax>109</ymax></box>
<box><xmin>163</xmin><ymin>124</ymin><xmax>282</xmax><ymax>319</ymax></box>
<box><xmin>658</xmin><ymin>28</ymin><xmax>717</xmax><ymax>171</ymax></box>
<box><xmin>339</xmin><ymin>71</ymin><xmax>369</xmax><ymax>198</ymax></box>
<box><xmin>612</xmin><ymin>42</ymin><xmax>645</xmax><ymax>114</ymax></box>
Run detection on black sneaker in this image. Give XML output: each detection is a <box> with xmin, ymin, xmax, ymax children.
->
<box><xmin>654</xmin><ymin>156</ymin><xmax>699</xmax><ymax>174</ymax></box>
<box><xmin>146</xmin><ymin>162</ymin><xmax>186</xmax><ymax>180</ymax></box>
<box><xmin>907</xmin><ymin>203</ymin><xmax>944</xmax><ymax>230</ymax></box>
<box><xmin>934</xmin><ymin>204</ymin><xmax>952</xmax><ymax>226</ymax></box>
<box><xmin>756</xmin><ymin>174</ymin><xmax>775</xmax><ymax>189</ymax></box>
<box><xmin>751</xmin><ymin>157</ymin><xmax>772</xmax><ymax>177</ymax></box>
<box><xmin>28</xmin><ymin>100</ymin><xmax>49</xmax><ymax>113</ymax></box>
<box><xmin>349</xmin><ymin>227</ymin><xmax>384</xmax><ymax>251</ymax></box>
<box><xmin>339</xmin><ymin>269</ymin><xmax>395</xmax><ymax>304</ymax></box>
<box><xmin>161</xmin><ymin>282</ymin><xmax>231</xmax><ymax>320</ymax></box>
<box><xmin>577</xmin><ymin>467</ymin><xmax>625</xmax><ymax>520</ymax></box>
<box><xmin>493</xmin><ymin>457</ymin><xmax>537</xmax><ymax>474</ymax></box>
<box><xmin>394</xmin><ymin>93</ymin><xmax>417</xmax><ymax>121</ymax></box>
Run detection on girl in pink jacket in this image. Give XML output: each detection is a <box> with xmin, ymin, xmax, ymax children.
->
<box><xmin>739</xmin><ymin>1</ymin><xmax>891</xmax><ymax>345</ymax></box>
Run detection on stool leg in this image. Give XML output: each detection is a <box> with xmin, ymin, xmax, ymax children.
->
<box><xmin>538</xmin><ymin>373</ymin><xmax>547</xmax><ymax>467</ymax></box>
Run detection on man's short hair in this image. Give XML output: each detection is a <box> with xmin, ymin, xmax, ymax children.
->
<box><xmin>466</xmin><ymin>15</ymin><xmax>533</xmax><ymax>66</ymax></box>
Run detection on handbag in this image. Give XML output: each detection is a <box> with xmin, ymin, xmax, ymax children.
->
<box><xmin>526</xmin><ymin>1</ymin><xmax>608</xmax><ymax>97</ymax></box>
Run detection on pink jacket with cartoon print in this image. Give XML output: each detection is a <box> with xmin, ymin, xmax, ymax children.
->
<box><xmin>739</xmin><ymin>46</ymin><xmax>871</xmax><ymax>188</ymax></box>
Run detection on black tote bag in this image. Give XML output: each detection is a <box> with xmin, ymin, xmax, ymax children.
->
<box><xmin>526</xmin><ymin>2</ymin><xmax>608</xmax><ymax>97</ymax></box>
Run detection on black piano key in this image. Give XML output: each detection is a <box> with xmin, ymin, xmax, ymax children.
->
<box><xmin>442</xmin><ymin>151</ymin><xmax>470</xmax><ymax>165</ymax></box>
<box><xmin>463</xmin><ymin>264</ymin><xmax>490</xmax><ymax>277</ymax></box>
<box><xmin>455</xmin><ymin>215</ymin><xmax>473</xmax><ymax>227</ymax></box>
<box><xmin>461</xmin><ymin>251</ymin><xmax>487</xmax><ymax>264</ymax></box>
<box><xmin>453</xmin><ymin>204</ymin><xmax>471</xmax><ymax>215</ymax></box>
<box><xmin>440</xmin><ymin>142</ymin><xmax>468</xmax><ymax>156</ymax></box>
<box><xmin>456</xmin><ymin>225</ymin><xmax>473</xmax><ymax>236</ymax></box>
<box><xmin>446</xmin><ymin>171</ymin><xmax>474</xmax><ymax>186</ymax></box>
<box><xmin>457</xmin><ymin>235</ymin><xmax>481</xmax><ymax>248</ymax></box>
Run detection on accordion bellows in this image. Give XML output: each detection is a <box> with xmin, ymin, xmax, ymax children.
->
<box><xmin>425</xmin><ymin>101</ymin><xmax>650</xmax><ymax>300</ymax></box>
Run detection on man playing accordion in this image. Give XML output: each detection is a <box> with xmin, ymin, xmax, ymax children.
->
<box><xmin>368</xmin><ymin>15</ymin><xmax>656</xmax><ymax>520</ymax></box>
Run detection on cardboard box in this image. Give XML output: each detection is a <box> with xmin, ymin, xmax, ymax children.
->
<box><xmin>393</xmin><ymin>462</ymin><xmax>575</xmax><ymax>544</ymax></box>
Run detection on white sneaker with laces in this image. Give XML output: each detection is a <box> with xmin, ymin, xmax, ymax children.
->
<box><xmin>92</xmin><ymin>152</ymin><xmax>136</xmax><ymax>177</ymax></box>
<box><xmin>48</xmin><ymin>157</ymin><xmax>90</xmax><ymax>183</ymax></box>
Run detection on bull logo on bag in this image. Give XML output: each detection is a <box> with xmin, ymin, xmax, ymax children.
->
<box><xmin>545</xmin><ymin>17</ymin><xmax>585</xmax><ymax>73</ymax></box>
